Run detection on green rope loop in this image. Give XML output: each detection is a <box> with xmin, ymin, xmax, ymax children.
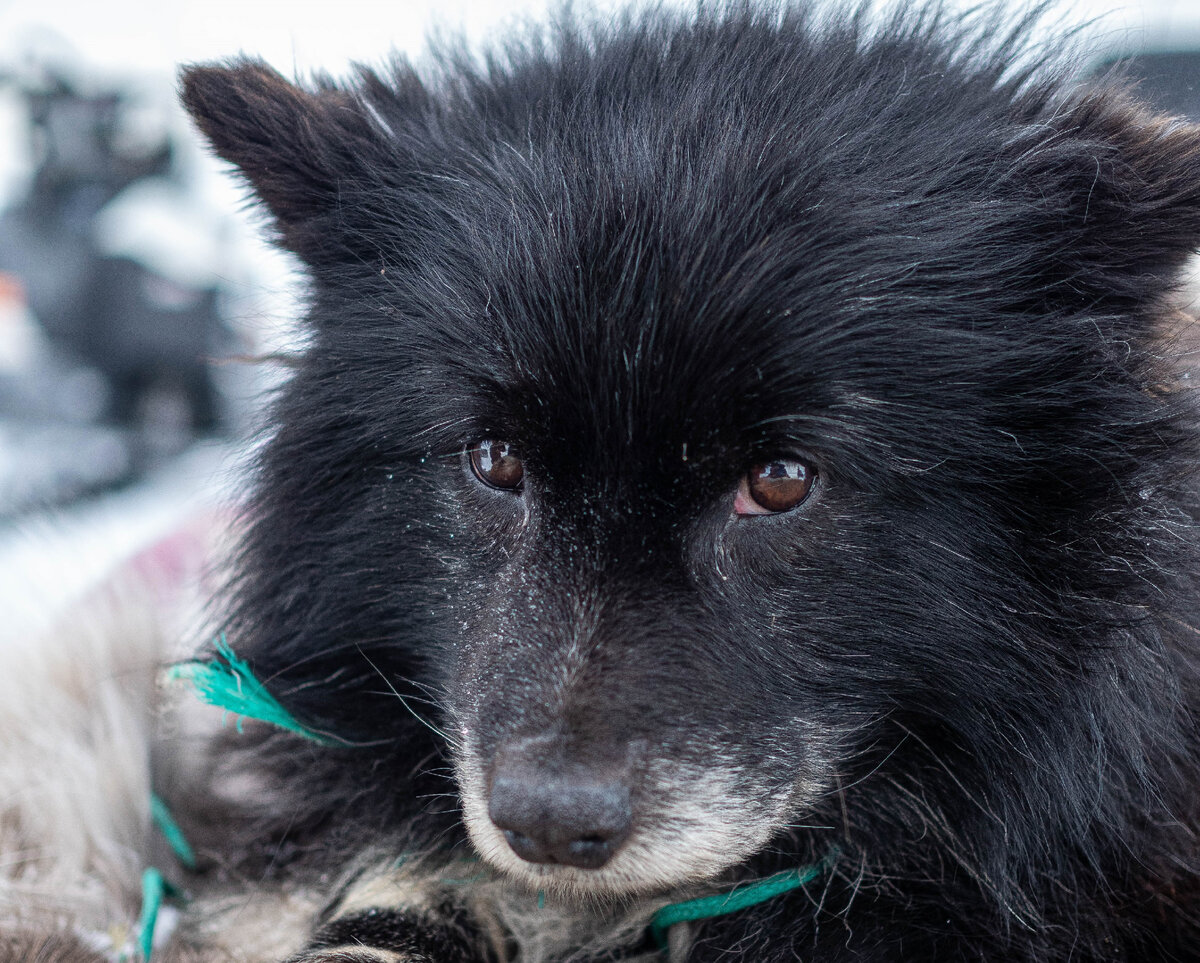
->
<box><xmin>649</xmin><ymin>851</ymin><xmax>837</xmax><ymax>950</ymax></box>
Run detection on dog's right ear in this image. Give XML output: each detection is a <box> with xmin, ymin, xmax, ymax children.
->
<box><xmin>180</xmin><ymin>59</ymin><xmax>384</xmax><ymax>260</ymax></box>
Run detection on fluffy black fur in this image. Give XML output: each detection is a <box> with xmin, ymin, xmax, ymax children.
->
<box><xmin>178</xmin><ymin>3</ymin><xmax>1200</xmax><ymax>960</ymax></box>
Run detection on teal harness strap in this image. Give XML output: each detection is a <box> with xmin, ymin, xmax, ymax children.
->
<box><xmin>649</xmin><ymin>851</ymin><xmax>838</xmax><ymax>950</ymax></box>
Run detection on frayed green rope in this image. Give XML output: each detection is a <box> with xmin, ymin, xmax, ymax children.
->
<box><xmin>649</xmin><ymin>850</ymin><xmax>838</xmax><ymax>950</ymax></box>
<box><xmin>168</xmin><ymin>635</ymin><xmax>339</xmax><ymax>745</ymax></box>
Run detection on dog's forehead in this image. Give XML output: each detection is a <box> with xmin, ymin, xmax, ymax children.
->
<box><xmin>406</xmin><ymin>157</ymin><xmax>857</xmax><ymax>463</ymax></box>
<box><xmin>446</xmin><ymin>232</ymin><xmax>829</xmax><ymax>476</ymax></box>
<box><xmin>388</xmin><ymin>101</ymin><xmax>1015</xmax><ymax>471</ymax></box>
<box><xmin>396</xmin><ymin>183</ymin><xmax>946</xmax><ymax>495</ymax></box>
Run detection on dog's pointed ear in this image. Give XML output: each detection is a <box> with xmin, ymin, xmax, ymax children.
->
<box><xmin>1023</xmin><ymin>91</ymin><xmax>1200</xmax><ymax>304</ymax></box>
<box><xmin>180</xmin><ymin>59</ymin><xmax>383</xmax><ymax>259</ymax></box>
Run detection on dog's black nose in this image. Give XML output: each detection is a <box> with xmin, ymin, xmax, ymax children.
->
<box><xmin>488</xmin><ymin>737</ymin><xmax>633</xmax><ymax>869</ymax></box>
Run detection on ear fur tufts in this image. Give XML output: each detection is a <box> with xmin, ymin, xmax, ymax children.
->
<box><xmin>179</xmin><ymin>59</ymin><xmax>380</xmax><ymax>254</ymax></box>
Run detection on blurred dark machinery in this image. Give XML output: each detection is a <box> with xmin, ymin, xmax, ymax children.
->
<box><xmin>0</xmin><ymin>59</ymin><xmax>238</xmax><ymax>515</ymax></box>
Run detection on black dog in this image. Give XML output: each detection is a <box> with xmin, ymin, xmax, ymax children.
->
<box><xmin>173</xmin><ymin>3</ymin><xmax>1200</xmax><ymax>960</ymax></box>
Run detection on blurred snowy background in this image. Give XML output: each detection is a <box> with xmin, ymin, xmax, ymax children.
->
<box><xmin>0</xmin><ymin>0</ymin><xmax>1197</xmax><ymax>641</ymax></box>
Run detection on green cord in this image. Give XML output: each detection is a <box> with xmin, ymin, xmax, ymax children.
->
<box><xmin>150</xmin><ymin>794</ymin><xmax>196</xmax><ymax>869</ymax></box>
<box><xmin>137</xmin><ymin>868</ymin><xmax>166</xmax><ymax>961</ymax></box>
<box><xmin>649</xmin><ymin>852</ymin><xmax>837</xmax><ymax>950</ymax></box>
<box><xmin>136</xmin><ymin>797</ymin><xmax>196</xmax><ymax>959</ymax></box>
<box><xmin>168</xmin><ymin>635</ymin><xmax>339</xmax><ymax>746</ymax></box>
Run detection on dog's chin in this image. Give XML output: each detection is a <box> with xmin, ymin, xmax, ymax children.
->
<box><xmin>455</xmin><ymin>750</ymin><xmax>810</xmax><ymax>899</ymax></box>
<box><xmin>460</xmin><ymin>805</ymin><xmax>766</xmax><ymax>899</ymax></box>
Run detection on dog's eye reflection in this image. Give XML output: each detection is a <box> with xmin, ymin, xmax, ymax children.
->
<box><xmin>469</xmin><ymin>441</ymin><xmax>524</xmax><ymax>491</ymax></box>
<box><xmin>735</xmin><ymin>459</ymin><xmax>815</xmax><ymax>515</ymax></box>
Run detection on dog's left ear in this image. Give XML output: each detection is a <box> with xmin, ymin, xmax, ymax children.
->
<box><xmin>1022</xmin><ymin>90</ymin><xmax>1200</xmax><ymax>304</ymax></box>
<box><xmin>180</xmin><ymin>59</ymin><xmax>387</xmax><ymax>262</ymax></box>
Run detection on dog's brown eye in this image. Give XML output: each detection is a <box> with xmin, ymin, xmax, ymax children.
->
<box><xmin>469</xmin><ymin>441</ymin><xmax>524</xmax><ymax>491</ymax></box>
<box><xmin>735</xmin><ymin>459</ymin><xmax>815</xmax><ymax>515</ymax></box>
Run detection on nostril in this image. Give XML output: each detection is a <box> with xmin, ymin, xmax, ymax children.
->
<box><xmin>503</xmin><ymin>829</ymin><xmax>554</xmax><ymax>863</ymax></box>
<box><xmin>565</xmin><ymin>836</ymin><xmax>617</xmax><ymax>870</ymax></box>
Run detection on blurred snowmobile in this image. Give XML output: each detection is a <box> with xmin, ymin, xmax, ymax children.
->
<box><xmin>0</xmin><ymin>58</ymin><xmax>237</xmax><ymax>515</ymax></box>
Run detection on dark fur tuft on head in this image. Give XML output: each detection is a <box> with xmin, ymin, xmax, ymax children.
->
<box><xmin>180</xmin><ymin>59</ymin><xmax>390</xmax><ymax>258</ymax></box>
